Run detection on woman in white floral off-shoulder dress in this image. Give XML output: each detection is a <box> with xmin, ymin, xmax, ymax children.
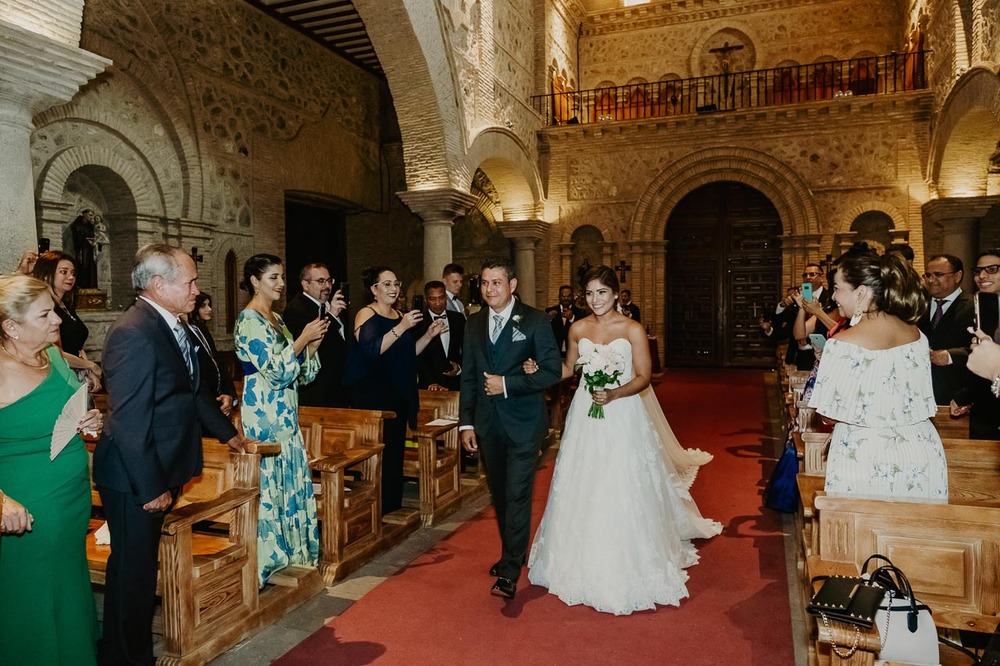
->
<box><xmin>808</xmin><ymin>251</ymin><xmax>948</xmax><ymax>500</ymax></box>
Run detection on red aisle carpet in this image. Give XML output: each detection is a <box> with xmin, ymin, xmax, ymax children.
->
<box><xmin>276</xmin><ymin>370</ymin><xmax>793</xmax><ymax>665</ymax></box>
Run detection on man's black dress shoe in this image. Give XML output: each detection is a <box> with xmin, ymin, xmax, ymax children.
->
<box><xmin>491</xmin><ymin>577</ymin><xmax>516</xmax><ymax>599</ymax></box>
<box><xmin>489</xmin><ymin>560</ymin><xmax>501</xmax><ymax>577</ymax></box>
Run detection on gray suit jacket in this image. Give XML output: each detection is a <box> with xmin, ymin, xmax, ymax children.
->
<box><xmin>459</xmin><ymin>301</ymin><xmax>561</xmax><ymax>446</ymax></box>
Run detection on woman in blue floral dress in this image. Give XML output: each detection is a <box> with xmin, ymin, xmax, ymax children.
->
<box><xmin>235</xmin><ymin>254</ymin><xmax>330</xmax><ymax>586</ymax></box>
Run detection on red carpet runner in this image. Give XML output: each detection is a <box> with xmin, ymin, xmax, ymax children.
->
<box><xmin>277</xmin><ymin>370</ymin><xmax>793</xmax><ymax>665</ymax></box>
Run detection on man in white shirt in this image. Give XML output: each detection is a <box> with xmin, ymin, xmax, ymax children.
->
<box><xmin>918</xmin><ymin>254</ymin><xmax>975</xmax><ymax>404</ymax></box>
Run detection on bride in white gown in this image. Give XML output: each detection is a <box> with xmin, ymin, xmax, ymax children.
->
<box><xmin>526</xmin><ymin>266</ymin><xmax>721</xmax><ymax>615</ymax></box>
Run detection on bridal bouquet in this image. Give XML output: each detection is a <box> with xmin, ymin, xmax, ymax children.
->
<box><xmin>575</xmin><ymin>344</ymin><xmax>627</xmax><ymax>419</ymax></box>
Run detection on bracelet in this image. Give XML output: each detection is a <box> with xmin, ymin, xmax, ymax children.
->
<box><xmin>991</xmin><ymin>373</ymin><xmax>1000</xmax><ymax>399</ymax></box>
<box><xmin>390</xmin><ymin>327</ymin><xmax>400</xmax><ymax>339</ymax></box>
<box><xmin>0</xmin><ymin>488</ymin><xmax>5</xmax><ymax>517</ymax></box>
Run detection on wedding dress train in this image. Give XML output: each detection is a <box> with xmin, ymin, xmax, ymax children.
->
<box><xmin>528</xmin><ymin>338</ymin><xmax>721</xmax><ymax>615</ymax></box>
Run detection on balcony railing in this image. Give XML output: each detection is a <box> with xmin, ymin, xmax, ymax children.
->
<box><xmin>531</xmin><ymin>52</ymin><xmax>928</xmax><ymax>127</ymax></box>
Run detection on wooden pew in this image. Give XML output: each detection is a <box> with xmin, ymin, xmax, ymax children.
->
<box><xmin>808</xmin><ymin>497</ymin><xmax>1000</xmax><ymax>665</ymax></box>
<box><xmin>297</xmin><ymin>406</ymin><xmax>400</xmax><ymax>584</ymax></box>
<box><xmin>406</xmin><ymin>390</ymin><xmax>461</xmax><ymax>526</ymax></box>
<box><xmin>87</xmin><ymin>440</ymin><xmax>324</xmax><ymax>665</ymax></box>
<box><xmin>933</xmin><ymin>404</ymin><xmax>970</xmax><ymax>439</ymax></box>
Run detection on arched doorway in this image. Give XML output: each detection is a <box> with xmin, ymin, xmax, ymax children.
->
<box><xmin>664</xmin><ymin>181</ymin><xmax>782</xmax><ymax>367</ymax></box>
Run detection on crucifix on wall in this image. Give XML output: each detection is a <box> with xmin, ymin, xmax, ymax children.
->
<box><xmin>616</xmin><ymin>260</ymin><xmax>631</xmax><ymax>283</ymax></box>
<box><xmin>190</xmin><ymin>246</ymin><xmax>203</xmax><ymax>263</ymax></box>
<box><xmin>708</xmin><ymin>41</ymin><xmax>744</xmax><ymax>107</ymax></box>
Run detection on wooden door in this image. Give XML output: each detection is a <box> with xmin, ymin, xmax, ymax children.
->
<box><xmin>665</xmin><ymin>182</ymin><xmax>782</xmax><ymax>368</ymax></box>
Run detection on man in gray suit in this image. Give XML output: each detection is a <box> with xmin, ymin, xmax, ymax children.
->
<box><xmin>459</xmin><ymin>257</ymin><xmax>561</xmax><ymax>599</ymax></box>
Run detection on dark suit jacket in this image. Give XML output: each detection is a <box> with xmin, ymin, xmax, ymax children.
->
<box><xmin>953</xmin><ymin>292</ymin><xmax>999</xmax><ymax>437</ymax></box>
<box><xmin>460</xmin><ymin>301</ymin><xmax>562</xmax><ymax>446</ymax></box>
<box><xmin>769</xmin><ymin>288</ymin><xmax>834</xmax><ymax>367</ymax></box>
<box><xmin>621</xmin><ymin>302</ymin><xmax>641</xmax><ymax>323</ymax></box>
<box><xmin>283</xmin><ymin>292</ymin><xmax>348</xmax><ymax>407</ymax></box>
<box><xmin>546</xmin><ymin>305</ymin><xmax>588</xmax><ymax>357</ymax></box>
<box><xmin>918</xmin><ymin>290</ymin><xmax>975</xmax><ymax>405</ymax></box>
<box><xmin>412</xmin><ymin>309</ymin><xmax>464</xmax><ymax>390</ymax></box>
<box><xmin>95</xmin><ymin>298</ymin><xmax>237</xmax><ymax>504</ymax></box>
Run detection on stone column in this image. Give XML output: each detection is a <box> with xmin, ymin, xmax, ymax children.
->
<box><xmin>922</xmin><ymin>197</ymin><xmax>993</xmax><ymax>291</ymax></box>
<box><xmin>398</xmin><ymin>189</ymin><xmax>477</xmax><ymax>283</ymax></box>
<box><xmin>497</xmin><ymin>220</ymin><xmax>548</xmax><ymax>307</ymax></box>
<box><xmin>0</xmin><ymin>7</ymin><xmax>110</xmax><ymax>272</ymax></box>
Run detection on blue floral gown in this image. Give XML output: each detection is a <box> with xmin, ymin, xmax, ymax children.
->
<box><xmin>235</xmin><ymin>309</ymin><xmax>321</xmax><ymax>586</ymax></box>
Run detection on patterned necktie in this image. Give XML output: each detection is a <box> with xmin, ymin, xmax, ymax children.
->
<box><xmin>490</xmin><ymin>314</ymin><xmax>503</xmax><ymax>344</ymax></box>
<box><xmin>930</xmin><ymin>299</ymin><xmax>946</xmax><ymax>329</ymax></box>
<box><xmin>173</xmin><ymin>321</ymin><xmax>195</xmax><ymax>380</ymax></box>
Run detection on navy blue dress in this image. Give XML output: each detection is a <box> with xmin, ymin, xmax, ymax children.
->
<box><xmin>344</xmin><ymin>309</ymin><xmax>418</xmax><ymax>514</ymax></box>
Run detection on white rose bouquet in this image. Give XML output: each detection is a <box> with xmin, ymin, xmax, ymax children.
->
<box><xmin>575</xmin><ymin>343</ymin><xmax>627</xmax><ymax>419</ymax></box>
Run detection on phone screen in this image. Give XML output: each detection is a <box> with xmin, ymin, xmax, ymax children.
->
<box><xmin>800</xmin><ymin>282</ymin><xmax>813</xmax><ymax>301</ymax></box>
<box><xmin>38</xmin><ymin>237</ymin><xmax>50</xmax><ymax>253</ymax></box>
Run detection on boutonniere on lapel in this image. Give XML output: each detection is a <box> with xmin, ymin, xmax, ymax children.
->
<box><xmin>511</xmin><ymin>314</ymin><xmax>527</xmax><ymax>342</ymax></box>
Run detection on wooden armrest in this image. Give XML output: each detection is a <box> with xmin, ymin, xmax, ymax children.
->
<box><xmin>411</xmin><ymin>423</ymin><xmax>457</xmax><ymax>438</ymax></box>
<box><xmin>311</xmin><ymin>444</ymin><xmax>384</xmax><ymax>473</ymax></box>
<box><xmin>252</xmin><ymin>443</ymin><xmax>281</xmax><ymax>456</ymax></box>
<box><xmin>381</xmin><ymin>411</ymin><xmax>397</xmax><ymax>420</ymax></box>
<box><xmin>162</xmin><ymin>488</ymin><xmax>258</xmax><ymax>535</ymax></box>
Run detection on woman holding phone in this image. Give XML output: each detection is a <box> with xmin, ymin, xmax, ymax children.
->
<box><xmin>950</xmin><ymin>248</ymin><xmax>1000</xmax><ymax>438</ymax></box>
<box><xmin>344</xmin><ymin>266</ymin><xmax>446</xmax><ymax>514</ymax></box>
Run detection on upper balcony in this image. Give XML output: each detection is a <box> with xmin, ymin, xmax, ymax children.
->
<box><xmin>530</xmin><ymin>52</ymin><xmax>929</xmax><ymax>127</ymax></box>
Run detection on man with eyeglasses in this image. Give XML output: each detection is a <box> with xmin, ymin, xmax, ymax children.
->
<box><xmin>760</xmin><ymin>263</ymin><xmax>833</xmax><ymax>369</ymax></box>
<box><xmin>917</xmin><ymin>254</ymin><xmax>975</xmax><ymax>405</ymax></box>
<box><xmin>284</xmin><ymin>262</ymin><xmax>349</xmax><ymax>407</ymax></box>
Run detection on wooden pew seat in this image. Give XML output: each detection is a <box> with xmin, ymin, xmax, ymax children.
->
<box><xmin>86</xmin><ymin>440</ymin><xmax>323</xmax><ymax>665</ymax></box>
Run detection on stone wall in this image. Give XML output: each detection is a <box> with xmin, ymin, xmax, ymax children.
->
<box><xmin>579</xmin><ymin>0</ymin><xmax>902</xmax><ymax>88</ymax></box>
<box><xmin>30</xmin><ymin>0</ymin><xmax>395</xmax><ymax>351</ymax></box>
<box><xmin>538</xmin><ymin>92</ymin><xmax>932</xmax><ymax>340</ymax></box>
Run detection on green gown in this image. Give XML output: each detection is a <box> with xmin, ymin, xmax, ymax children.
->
<box><xmin>0</xmin><ymin>346</ymin><xmax>97</xmax><ymax>665</ymax></box>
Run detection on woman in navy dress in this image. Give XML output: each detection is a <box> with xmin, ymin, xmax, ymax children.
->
<box><xmin>344</xmin><ymin>266</ymin><xmax>446</xmax><ymax>514</ymax></box>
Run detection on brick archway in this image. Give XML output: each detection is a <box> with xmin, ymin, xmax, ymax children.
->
<box><xmin>466</xmin><ymin>128</ymin><xmax>543</xmax><ymax>220</ymax></box>
<box><xmin>353</xmin><ymin>0</ymin><xmax>468</xmax><ymax>191</ymax></box>
<box><xmin>929</xmin><ymin>66</ymin><xmax>1000</xmax><ymax>197</ymax></box>
<box><xmin>629</xmin><ymin>147</ymin><xmax>819</xmax><ymax>242</ymax></box>
<box><xmin>836</xmin><ymin>201</ymin><xmax>907</xmax><ymax>235</ymax></box>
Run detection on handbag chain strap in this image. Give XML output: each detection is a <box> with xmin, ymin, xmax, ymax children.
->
<box><xmin>878</xmin><ymin>590</ymin><xmax>895</xmax><ymax>652</ymax></box>
<box><xmin>820</xmin><ymin>612</ymin><xmax>862</xmax><ymax>659</ymax></box>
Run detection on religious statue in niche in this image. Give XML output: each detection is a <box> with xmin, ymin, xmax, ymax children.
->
<box><xmin>62</xmin><ymin>208</ymin><xmax>108</xmax><ymax>309</ymax></box>
<box><xmin>698</xmin><ymin>30</ymin><xmax>756</xmax><ymax>111</ymax></box>
<box><xmin>576</xmin><ymin>256</ymin><xmax>592</xmax><ymax>289</ymax></box>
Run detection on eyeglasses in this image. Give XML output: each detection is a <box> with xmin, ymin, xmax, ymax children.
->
<box><xmin>923</xmin><ymin>271</ymin><xmax>957</xmax><ymax>280</ymax></box>
<box><xmin>972</xmin><ymin>265</ymin><xmax>1000</xmax><ymax>276</ymax></box>
<box><xmin>802</xmin><ymin>272</ymin><xmax>822</xmax><ymax>278</ymax></box>
<box><xmin>379</xmin><ymin>280</ymin><xmax>402</xmax><ymax>289</ymax></box>
<box><xmin>307</xmin><ymin>278</ymin><xmax>333</xmax><ymax>285</ymax></box>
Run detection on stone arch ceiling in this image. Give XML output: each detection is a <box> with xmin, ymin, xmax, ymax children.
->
<box><xmin>242</xmin><ymin>0</ymin><xmax>383</xmax><ymax>76</ymax></box>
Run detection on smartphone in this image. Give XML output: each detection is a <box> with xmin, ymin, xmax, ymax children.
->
<box><xmin>338</xmin><ymin>281</ymin><xmax>350</xmax><ymax>303</ymax></box>
<box><xmin>808</xmin><ymin>333</ymin><xmax>827</xmax><ymax>351</ymax></box>
<box><xmin>411</xmin><ymin>295</ymin><xmax>425</xmax><ymax>312</ymax></box>
<box><xmin>800</xmin><ymin>282</ymin><xmax>813</xmax><ymax>301</ymax></box>
<box><xmin>38</xmin><ymin>237</ymin><xmax>50</xmax><ymax>253</ymax></box>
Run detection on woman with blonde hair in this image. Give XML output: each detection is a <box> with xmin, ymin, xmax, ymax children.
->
<box><xmin>808</xmin><ymin>251</ymin><xmax>946</xmax><ymax>499</ymax></box>
<box><xmin>0</xmin><ymin>274</ymin><xmax>104</xmax><ymax>664</ymax></box>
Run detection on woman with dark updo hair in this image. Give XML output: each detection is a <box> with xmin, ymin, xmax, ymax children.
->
<box><xmin>808</xmin><ymin>251</ymin><xmax>947</xmax><ymax>499</ymax></box>
<box><xmin>234</xmin><ymin>253</ymin><xmax>329</xmax><ymax>586</ymax></box>
<box><xmin>343</xmin><ymin>265</ymin><xmax>446</xmax><ymax>514</ymax></box>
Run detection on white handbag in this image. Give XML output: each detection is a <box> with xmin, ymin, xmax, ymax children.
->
<box><xmin>872</xmin><ymin>565</ymin><xmax>939</xmax><ymax>666</ymax></box>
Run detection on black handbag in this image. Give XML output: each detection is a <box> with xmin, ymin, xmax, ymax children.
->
<box><xmin>807</xmin><ymin>574</ymin><xmax>884</xmax><ymax>629</ymax></box>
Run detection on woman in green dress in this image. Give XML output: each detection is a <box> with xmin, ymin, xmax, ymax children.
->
<box><xmin>0</xmin><ymin>274</ymin><xmax>104</xmax><ymax>665</ymax></box>
<box><xmin>235</xmin><ymin>254</ymin><xmax>328</xmax><ymax>586</ymax></box>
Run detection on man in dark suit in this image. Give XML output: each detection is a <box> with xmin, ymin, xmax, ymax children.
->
<box><xmin>95</xmin><ymin>244</ymin><xmax>252</xmax><ymax>665</ymax></box>
<box><xmin>460</xmin><ymin>257</ymin><xmax>562</xmax><ymax>599</ymax></box>
<box><xmin>918</xmin><ymin>254</ymin><xmax>975</xmax><ymax>405</ymax></box>
<box><xmin>760</xmin><ymin>264</ymin><xmax>834</xmax><ymax>369</ymax></box>
<box><xmin>443</xmin><ymin>263</ymin><xmax>468</xmax><ymax>318</ymax></box>
<box><xmin>619</xmin><ymin>288</ymin><xmax>641</xmax><ymax>322</ymax></box>
<box><xmin>412</xmin><ymin>280</ymin><xmax>464</xmax><ymax>390</ymax></box>
<box><xmin>283</xmin><ymin>262</ymin><xmax>348</xmax><ymax>407</ymax></box>
<box><xmin>545</xmin><ymin>285</ymin><xmax>587</xmax><ymax>357</ymax></box>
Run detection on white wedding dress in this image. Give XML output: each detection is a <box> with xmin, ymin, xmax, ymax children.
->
<box><xmin>528</xmin><ymin>338</ymin><xmax>722</xmax><ymax>615</ymax></box>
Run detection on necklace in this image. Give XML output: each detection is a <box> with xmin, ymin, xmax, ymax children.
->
<box><xmin>0</xmin><ymin>341</ymin><xmax>50</xmax><ymax>370</ymax></box>
<box><xmin>57</xmin><ymin>301</ymin><xmax>78</xmax><ymax>322</ymax></box>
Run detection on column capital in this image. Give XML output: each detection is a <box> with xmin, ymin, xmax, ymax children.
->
<box><xmin>922</xmin><ymin>196</ymin><xmax>999</xmax><ymax>224</ymax></box>
<box><xmin>496</xmin><ymin>219</ymin><xmax>549</xmax><ymax>242</ymax></box>
<box><xmin>397</xmin><ymin>188</ymin><xmax>477</xmax><ymax>223</ymax></box>
<box><xmin>0</xmin><ymin>21</ymin><xmax>110</xmax><ymax>117</ymax></box>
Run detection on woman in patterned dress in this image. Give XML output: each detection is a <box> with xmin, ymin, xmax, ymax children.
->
<box><xmin>808</xmin><ymin>251</ymin><xmax>947</xmax><ymax>500</ymax></box>
<box><xmin>235</xmin><ymin>254</ymin><xmax>329</xmax><ymax>586</ymax></box>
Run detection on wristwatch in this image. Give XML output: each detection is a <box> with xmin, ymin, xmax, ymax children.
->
<box><xmin>991</xmin><ymin>373</ymin><xmax>1000</xmax><ymax>399</ymax></box>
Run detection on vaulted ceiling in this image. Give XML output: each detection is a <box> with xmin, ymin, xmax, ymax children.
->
<box><xmin>242</xmin><ymin>0</ymin><xmax>382</xmax><ymax>77</ymax></box>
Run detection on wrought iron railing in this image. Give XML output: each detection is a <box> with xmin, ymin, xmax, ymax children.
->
<box><xmin>531</xmin><ymin>51</ymin><xmax>928</xmax><ymax>126</ymax></box>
